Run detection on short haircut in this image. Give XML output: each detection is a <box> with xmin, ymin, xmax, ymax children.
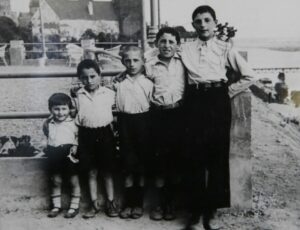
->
<box><xmin>192</xmin><ymin>5</ymin><xmax>216</xmax><ymax>21</ymax></box>
<box><xmin>48</xmin><ymin>93</ymin><xmax>72</xmax><ymax>110</ymax></box>
<box><xmin>121</xmin><ymin>45</ymin><xmax>144</xmax><ymax>61</ymax></box>
<box><xmin>77</xmin><ymin>59</ymin><xmax>101</xmax><ymax>77</ymax></box>
<box><xmin>155</xmin><ymin>27</ymin><xmax>181</xmax><ymax>44</ymax></box>
<box><xmin>278</xmin><ymin>72</ymin><xmax>285</xmax><ymax>80</ymax></box>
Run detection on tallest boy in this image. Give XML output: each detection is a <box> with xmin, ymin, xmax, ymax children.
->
<box><xmin>181</xmin><ymin>5</ymin><xmax>255</xmax><ymax>230</ymax></box>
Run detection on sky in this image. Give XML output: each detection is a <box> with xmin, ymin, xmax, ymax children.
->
<box><xmin>10</xmin><ymin>0</ymin><xmax>300</xmax><ymax>39</ymax></box>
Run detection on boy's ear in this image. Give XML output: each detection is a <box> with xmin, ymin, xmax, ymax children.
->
<box><xmin>191</xmin><ymin>21</ymin><xmax>197</xmax><ymax>30</ymax></box>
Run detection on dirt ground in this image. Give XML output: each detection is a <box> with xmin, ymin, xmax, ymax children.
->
<box><xmin>0</xmin><ymin>96</ymin><xmax>299</xmax><ymax>230</ymax></box>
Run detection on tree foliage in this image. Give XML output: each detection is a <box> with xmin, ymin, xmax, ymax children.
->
<box><xmin>81</xmin><ymin>29</ymin><xmax>97</xmax><ymax>40</ymax></box>
<box><xmin>0</xmin><ymin>16</ymin><xmax>20</xmax><ymax>42</ymax></box>
<box><xmin>0</xmin><ymin>16</ymin><xmax>33</xmax><ymax>43</ymax></box>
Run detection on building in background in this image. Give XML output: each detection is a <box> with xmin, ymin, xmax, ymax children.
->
<box><xmin>29</xmin><ymin>0</ymin><xmax>143</xmax><ymax>42</ymax></box>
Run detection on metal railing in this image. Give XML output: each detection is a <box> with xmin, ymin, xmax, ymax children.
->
<box><xmin>0</xmin><ymin>41</ymin><xmax>140</xmax><ymax>58</ymax></box>
<box><xmin>0</xmin><ymin>69</ymin><xmax>123</xmax><ymax>119</ymax></box>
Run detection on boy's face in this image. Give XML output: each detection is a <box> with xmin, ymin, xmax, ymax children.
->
<box><xmin>156</xmin><ymin>33</ymin><xmax>178</xmax><ymax>60</ymax></box>
<box><xmin>51</xmin><ymin>105</ymin><xmax>70</xmax><ymax>122</ymax></box>
<box><xmin>122</xmin><ymin>50</ymin><xmax>144</xmax><ymax>77</ymax></box>
<box><xmin>192</xmin><ymin>12</ymin><xmax>217</xmax><ymax>41</ymax></box>
<box><xmin>79</xmin><ymin>68</ymin><xmax>101</xmax><ymax>92</ymax></box>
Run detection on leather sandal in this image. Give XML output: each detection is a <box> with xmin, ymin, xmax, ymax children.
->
<box><xmin>47</xmin><ymin>207</ymin><xmax>62</xmax><ymax>218</ymax></box>
<box><xmin>64</xmin><ymin>208</ymin><xmax>79</xmax><ymax>218</ymax></box>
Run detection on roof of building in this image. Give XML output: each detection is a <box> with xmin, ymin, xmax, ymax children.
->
<box><xmin>44</xmin><ymin>0</ymin><xmax>118</xmax><ymax>21</ymax></box>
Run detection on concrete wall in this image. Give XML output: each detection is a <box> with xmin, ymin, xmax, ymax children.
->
<box><xmin>0</xmin><ymin>92</ymin><xmax>252</xmax><ymax>211</ymax></box>
<box><xmin>230</xmin><ymin>92</ymin><xmax>252</xmax><ymax>209</ymax></box>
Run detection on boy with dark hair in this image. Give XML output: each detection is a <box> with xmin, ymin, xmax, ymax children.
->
<box><xmin>181</xmin><ymin>5</ymin><xmax>256</xmax><ymax>230</ymax></box>
<box><xmin>146</xmin><ymin>27</ymin><xmax>186</xmax><ymax>221</ymax></box>
<box><xmin>114</xmin><ymin>45</ymin><xmax>153</xmax><ymax>219</ymax></box>
<box><xmin>74</xmin><ymin>59</ymin><xmax>118</xmax><ymax>218</ymax></box>
<box><xmin>43</xmin><ymin>93</ymin><xmax>80</xmax><ymax>218</ymax></box>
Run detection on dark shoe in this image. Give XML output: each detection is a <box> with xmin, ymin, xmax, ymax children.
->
<box><xmin>105</xmin><ymin>200</ymin><xmax>119</xmax><ymax>217</ymax></box>
<box><xmin>131</xmin><ymin>207</ymin><xmax>143</xmax><ymax>219</ymax></box>
<box><xmin>47</xmin><ymin>207</ymin><xmax>61</xmax><ymax>218</ymax></box>
<box><xmin>119</xmin><ymin>207</ymin><xmax>132</xmax><ymax>219</ymax></box>
<box><xmin>64</xmin><ymin>208</ymin><xmax>79</xmax><ymax>218</ymax></box>
<box><xmin>82</xmin><ymin>209</ymin><xmax>96</xmax><ymax>219</ymax></box>
<box><xmin>92</xmin><ymin>199</ymin><xmax>101</xmax><ymax>212</ymax></box>
<box><xmin>164</xmin><ymin>204</ymin><xmax>176</xmax><ymax>221</ymax></box>
<box><xmin>149</xmin><ymin>206</ymin><xmax>164</xmax><ymax>221</ymax></box>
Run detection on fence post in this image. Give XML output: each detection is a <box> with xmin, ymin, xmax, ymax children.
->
<box><xmin>9</xmin><ymin>40</ymin><xmax>25</xmax><ymax>65</ymax></box>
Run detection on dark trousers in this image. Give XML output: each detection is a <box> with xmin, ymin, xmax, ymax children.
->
<box><xmin>184</xmin><ymin>84</ymin><xmax>231</xmax><ymax>213</ymax></box>
<box><xmin>151</xmin><ymin>106</ymin><xmax>184</xmax><ymax>178</ymax></box>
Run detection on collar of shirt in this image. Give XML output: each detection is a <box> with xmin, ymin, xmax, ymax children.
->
<box><xmin>152</xmin><ymin>53</ymin><xmax>181</xmax><ymax>66</ymax></box>
<box><xmin>77</xmin><ymin>86</ymin><xmax>107</xmax><ymax>100</ymax></box>
<box><xmin>196</xmin><ymin>38</ymin><xmax>214</xmax><ymax>50</ymax></box>
<box><xmin>48</xmin><ymin>116</ymin><xmax>74</xmax><ymax>124</ymax></box>
<box><xmin>125</xmin><ymin>73</ymin><xmax>146</xmax><ymax>83</ymax></box>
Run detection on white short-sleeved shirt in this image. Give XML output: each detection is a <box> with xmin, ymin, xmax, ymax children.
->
<box><xmin>43</xmin><ymin>116</ymin><xmax>78</xmax><ymax>147</ymax></box>
<box><xmin>74</xmin><ymin>86</ymin><xmax>115</xmax><ymax>128</ymax></box>
<box><xmin>115</xmin><ymin>73</ymin><xmax>153</xmax><ymax>114</ymax></box>
<box><xmin>146</xmin><ymin>54</ymin><xmax>185</xmax><ymax>106</ymax></box>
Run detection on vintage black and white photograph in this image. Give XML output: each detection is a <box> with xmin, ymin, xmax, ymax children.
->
<box><xmin>0</xmin><ymin>0</ymin><xmax>299</xmax><ymax>229</ymax></box>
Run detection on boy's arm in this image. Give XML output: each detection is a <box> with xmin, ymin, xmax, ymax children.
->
<box><xmin>144</xmin><ymin>62</ymin><xmax>155</xmax><ymax>81</ymax></box>
<box><xmin>226</xmin><ymin>48</ymin><xmax>257</xmax><ymax>98</ymax></box>
<box><xmin>42</xmin><ymin>120</ymin><xmax>49</xmax><ymax>137</ymax></box>
<box><xmin>68</xmin><ymin>125</ymin><xmax>79</xmax><ymax>163</ymax></box>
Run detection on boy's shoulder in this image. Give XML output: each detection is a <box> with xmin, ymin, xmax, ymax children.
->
<box><xmin>139</xmin><ymin>73</ymin><xmax>154</xmax><ymax>85</ymax></box>
<box><xmin>211</xmin><ymin>37</ymin><xmax>233</xmax><ymax>52</ymax></box>
<box><xmin>180</xmin><ymin>37</ymin><xmax>232</xmax><ymax>53</ymax></box>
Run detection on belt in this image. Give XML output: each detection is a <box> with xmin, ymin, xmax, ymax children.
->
<box><xmin>152</xmin><ymin>100</ymin><xmax>182</xmax><ymax>110</ymax></box>
<box><xmin>188</xmin><ymin>81</ymin><xmax>227</xmax><ymax>91</ymax></box>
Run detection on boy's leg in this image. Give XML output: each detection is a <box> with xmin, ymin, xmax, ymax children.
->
<box><xmin>150</xmin><ymin>176</ymin><xmax>165</xmax><ymax>220</ymax></box>
<box><xmin>131</xmin><ymin>174</ymin><xmax>144</xmax><ymax>219</ymax></box>
<box><xmin>48</xmin><ymin>174</ymin><xmax>62</xmax><ymax>218</ymax></box>
<box><xmin>64</xmin><ymin>175</ymin><xmax>81</xmax><ymax>218</ymax></box>
<box><xmin>103</xmin><ymin>172</ymin><xmax>119</xmax><ymax>217</ymax></box>
<box><xmin>119</xmin><ymin>174</ymin><xmax>134</xmax><ymax>219</ymax></box>
<box><xmin>82</xmin><ymin>169</ymin><xmax>99</xmax><ymax>219</ymax></box>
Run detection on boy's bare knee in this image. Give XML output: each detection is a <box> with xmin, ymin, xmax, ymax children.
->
<box><xmin>52</xmin><ymin>174</ymin><xmax>62</xmax><ymax>186</ymax></box>
<box><xmin>125</xmin><ymin>174</ymin><xmax>134</xmax><ymax>187</ymax></box>
<box><xmin>89</xmin><ymin>169</ymin><xmax>98</xmax><ymax>179</ymax></box>
<box><xmin>155</xmin><ymin>177</ymin><xmax>165</xmax><ymax>188</ymax></box>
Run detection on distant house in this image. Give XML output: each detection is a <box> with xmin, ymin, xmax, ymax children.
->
<box><xmin>31</xmin><ymin>0</ymin><xmax>120</xmax><ymax>40</ymax></box>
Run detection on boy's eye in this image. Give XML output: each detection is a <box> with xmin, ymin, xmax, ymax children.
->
<box><xmin>205</xmin><ymin>18</ymin><xmax>211</xmax><ymax>23</ymax></box>
<box><xmin>193</xmin><ymin>20</ymin><xmax>202</xmax><ymax>25</ymax></box>
<box><xmin>89</xmin><ymin>75</ymin><xmax>96</xmax><ymax>79</ymax></box>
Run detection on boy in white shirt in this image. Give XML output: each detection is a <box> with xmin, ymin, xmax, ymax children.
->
<box><xmin>43</xmin><ymin>93</ymin><xmax>80</xmax><ymax>218</ymax></box>
<box><xmin>181</xmin><ymin>5</ymin><xmax>256</xmax><ymax>230</ymax></box>
<box><xmin>73</xmin><ymin>59</ymin><xmax>118</xmax><ymax>218</ymax></box>
<box><xmin>113</xmin><ymin>46</ymin><xmax>153</xmax><ymax>219</ymax></box>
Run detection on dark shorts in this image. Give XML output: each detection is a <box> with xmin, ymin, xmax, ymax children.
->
<box><xmin>117</xmin><ymin>112</ymin><xmax>152</xmax><ymax>175</ymax></box>
<box><xmin>44</xmin><ymin>144</ymin><xmax>79</xmax><ymax>176</ymax></box>
<box><xmin>78</xmin><ymin>125</ymin><xmax>116</xmax><ymax>173</ymax></box>
<box><xmin>150</xmin><ymin>106</ymin><xmax>185</xmax><ymax>176</ymax></box>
